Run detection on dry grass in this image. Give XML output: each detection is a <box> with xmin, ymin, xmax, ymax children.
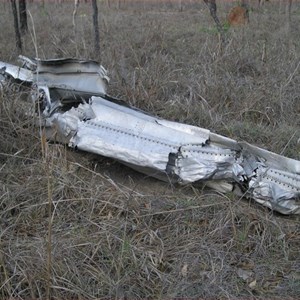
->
<box><xmin>0</xmin><ymin>1</ymin><xmax>300</xmax><ymax>299</ymax></box>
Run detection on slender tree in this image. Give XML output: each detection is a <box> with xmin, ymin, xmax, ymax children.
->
<box><xmin>92</xmin><ymin>0</ymin><xmax>100</xmax><ymax>54</ymax></box>
<box><xmin>179</xmin><ymin>0</ymin><xmax>183</xmax><ymax>11</ymax></box>
<box><xmin>241</xmin><ymin>0</ymin><xmax>249</xmax><ymax>22</ymax></box>
<box><xmin>11</xmin><ymin>0</ymin><xmax>22</xmax><ymax>52</ymax></box>
<box><xmin>286</xmin><ymin>0</ymin><xmax>292</xmax><ymax>22</ymax></box>
<box><xmin>73</xmin><ymin>0</ymin><xmax>79</xmax><ymax>37</ymax></box>
<box><xmin>203</xmin><ymin>0</ymin><xmax>225</xmax><ymax>45</ymax></box>
<box><xmin>285</xmin><ymin>0</ymin><xmax>292</xmax><ymax>31</ymax></box>
<box><xmin>19</xmin><ymin>0</ymin><xmax>28</xmax><ymax>34</ymax></box>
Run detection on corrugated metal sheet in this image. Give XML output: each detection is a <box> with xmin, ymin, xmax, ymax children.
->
<box><xmin>1</xmin><ymin>56</ymin><xmax>299</xmax><ymax>214</ymax></box>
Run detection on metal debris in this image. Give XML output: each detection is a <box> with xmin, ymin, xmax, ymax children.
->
<box><xmin>1</xmin><ymin>56</ymin><xmax>299</xmax><ymax>214</ymax></box>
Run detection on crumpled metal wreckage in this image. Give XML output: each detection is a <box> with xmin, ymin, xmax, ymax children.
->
<box><xmin>1</xmin><ymin>56</ymin><xmax>300</xmax><ymax>215</ymax></box>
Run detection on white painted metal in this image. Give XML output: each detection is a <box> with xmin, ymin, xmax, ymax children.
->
<box><xmin>1</xmin><ymin>56</ymin><xmax>299</xmax><ymax>215</ymax></box>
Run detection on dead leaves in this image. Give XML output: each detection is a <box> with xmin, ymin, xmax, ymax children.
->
<box><xmin>236</xmin><ymin>259</ymin><xmax>256</xmax><ymax>289</ymax></box>
<box><xmin>181</xmin><ymin>263</ymin><xmax>188</xmax><ymax>278</ymax></box>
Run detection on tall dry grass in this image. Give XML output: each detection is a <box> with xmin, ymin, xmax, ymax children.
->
<box><xmin>0</xmin><ymin>1</ymin><xmax>300</xmax><ymax>299</ymax></box>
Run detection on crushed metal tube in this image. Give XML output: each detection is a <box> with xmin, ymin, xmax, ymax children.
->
<box><xmin>1</xmin><ymin>56</ymin><xmax>300</xmax><ymax>214</ymax></box>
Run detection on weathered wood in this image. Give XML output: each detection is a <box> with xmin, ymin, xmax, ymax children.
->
<box><xmin>92</xmin><ymin>0</ymin><xmax>100</xmax><ymax>54</ymax></box>
<box><xmin>73</xmin><ymin>0</ymin><xmax>79</xmax><ymax>37</ymax></box>
<box><xmin>10</xmin><ymin>0</ymin><xmax>22</xmax><ymax>52</ymax></box>
<box><xmin>19</xmin><ymin>0</ymin><xmax>28</xmax><ymax>34</ymax></box>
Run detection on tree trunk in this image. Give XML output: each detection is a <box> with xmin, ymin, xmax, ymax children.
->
<box><xmin>73</xmin><ymin>0</ymin><xmax>79</xmax><ymax>38</ymax></box>
<box><xmin>286</xmin><ymin>0</ymin><xmax>292</xmax><ymax>22</ymax></box>
<box><xmin>279</xmin><ymin>0</ymin><xmax>283</xmax><ymax>14</ymax></box>
<box><xmin>203</xmin><ymin>0</ymin><xmax>225</xmax><ymax>45</ymax></box>
<box><xmin>241</xmin><ymin>0</ymin><xmax>249</xmax><ymax>22</ymax></box>
<box><xmin>19</xmin><ymin>0</ymin><xmax>28</xmax><ymax>34</ymax></box>
<box><xmin>11</xmin><ymin>0</ymin><xmax>22</xmax><ymax>52</ymax></box>
<box><xmin>92</xmin><ymin>0</ymin><xmax>100</xmax><ymax>54</ymax></box>
<box><xmin>285</xmin><ymin>0</ymin><xmax>292</xmax><ymax>31</ymax></box>
<box><xmin>179</xmin><ymin>0</ymin><xmax>182</xmax><ymax>11</ymax></box>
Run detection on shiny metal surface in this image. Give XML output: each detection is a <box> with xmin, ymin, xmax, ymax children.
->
<box><xmin>1</xmin><ymin>56</ymin><xmax>299</xmax><ymax>215</ymax></box>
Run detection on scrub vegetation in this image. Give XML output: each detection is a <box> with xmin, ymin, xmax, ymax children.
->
<box><xmin>0</xmin><ymin>1</ymin><xmax>299</xmax><ymax>299</ymax></box>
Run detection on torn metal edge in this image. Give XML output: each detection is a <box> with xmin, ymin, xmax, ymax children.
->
<box><xmin>1</xmin><ymin>56</ymin><xmax>299</xmax><ymax>215</ymax></box>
